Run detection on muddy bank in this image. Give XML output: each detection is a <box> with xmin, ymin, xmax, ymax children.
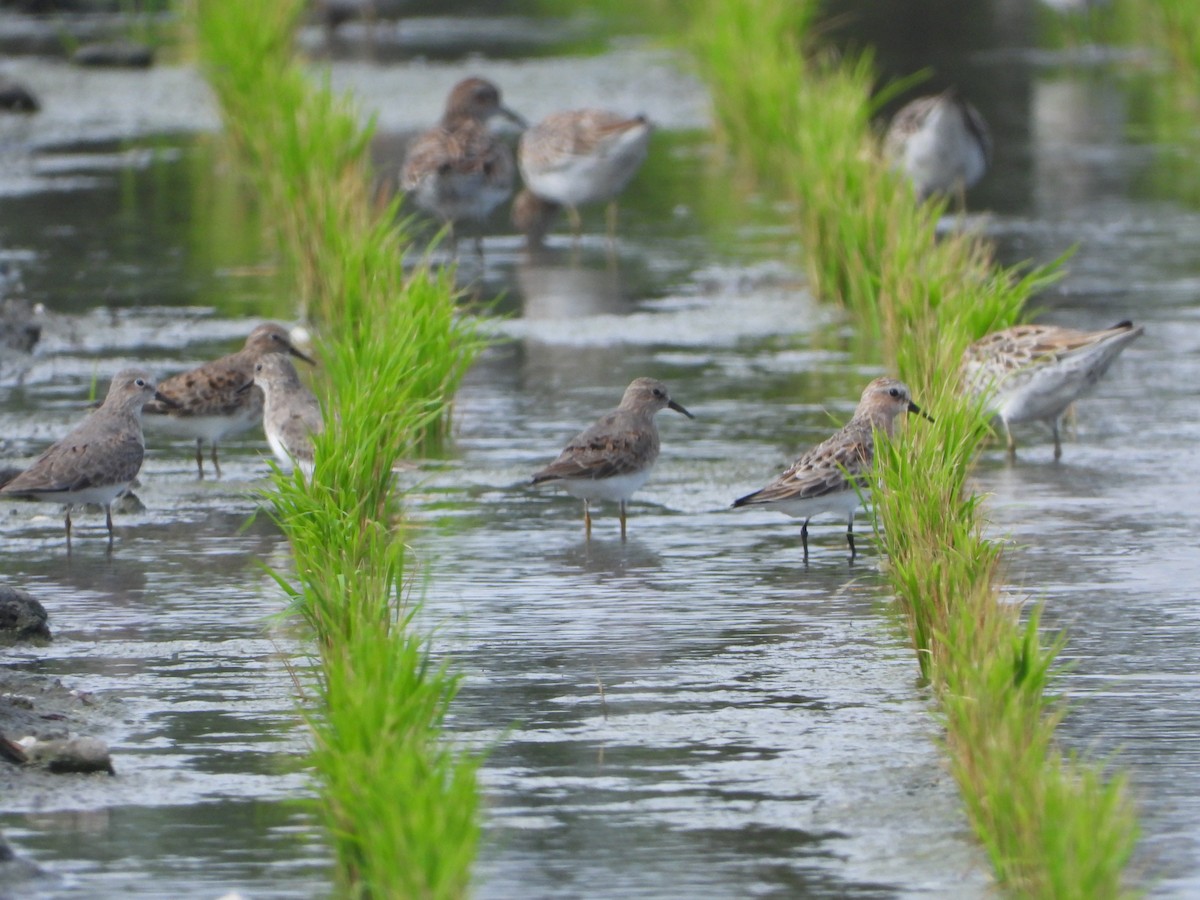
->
<box><xmin>0</xmin><ymin>670</ymin><xmax>118</xmax><ymax>777</ymax></box>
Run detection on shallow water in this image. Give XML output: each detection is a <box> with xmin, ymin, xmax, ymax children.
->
<box><xmin>0</xmin><ymin>3</ymin><xmax>1198</xmax><ymax>897</ymax></box>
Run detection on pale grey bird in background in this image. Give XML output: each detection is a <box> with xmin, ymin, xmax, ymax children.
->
<box><xmin>884</xmin><ymin>89</ymin><xmax>991</xmax><ymax>202</ymax></box>
<box><xmin>517</xmin><ymin>109</ymin><xmax>652</xmax><ymax>241</ymax></box>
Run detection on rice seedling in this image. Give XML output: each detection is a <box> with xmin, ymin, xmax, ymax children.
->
<box><xmin>194</xmin><ymin>0</ymin><xmax>484</xmax><ymax>894</ymax></box>
<box><xmin>685</xmin><ymin>1</ymin><xmax>1139</xmax><ymax>895</ymax></box>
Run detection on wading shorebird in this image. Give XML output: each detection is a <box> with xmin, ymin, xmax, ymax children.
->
<box><xmin>960</xmin><ymin>320</ymin><xmax>1143</xmax><ymax>460</ymax></box>
<box><xmin>532</xmin><ymin>377</ymin><xmax>693</xmax><ymax>540</ymax></box>
<box><xmin>884</xmin><ymin>89</ymin><xmax>991</xmax><ymax>202</ymax></box>
<box><xmin>511</xmin><ymin>187</ymin><xmax>560</xmax><ymax>251</ymax></box>
<box><xmin>401</xmin><ymin>76</ymin><xmax>525</xmax><ymax>253</ymax></box>
<box><xmin>1</xmin><ymin>368</ymin><xmax>172</xmax><ymax>552</ymax></box>
<box><xmin>517</xmin><ymin>109</ymin><xmax>652</xmax><ymax>242</ymax></box>
<box><xmin>142</xmin><ymin>323</ymin><xmax>315</xmax><ymax>479</ymax></box>
<box><xmin>732</xmin><ymin>377</ymin><xmax>929</xmax><ymax>562</ymax></box>
<box><xmin>242</xmin><ymin>353</ymin><xmax>324</xmax><ymax>479</ymax></box>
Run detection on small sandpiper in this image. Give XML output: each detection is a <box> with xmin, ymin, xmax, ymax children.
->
<box><xmin>532</xmin><ymin>377</ymin><xmax>693</xmax><ymax>540</ymax></box>
<box><xmin>732</xmin><ymin>377</ymin><xmax>929</xmax><ymax>562</ymax></box>
<box><xmin>143</xmin><ymin>323</ymin><xmax>315</xmax><ymax>478</ymax></box>
<box><xmin>243</xmin><ymin>353</ymin><xmax>324</xmax><ymax>479</ymax></box>
<box><xmin>883</xmin><ymin>89</ymin><xmax>991</xmax><ymax>202</ymax></box>
<box><xmin>401</xmin><ymin>77</ymin><xmax>525</xmax><ymax>253</ymax></box>
<box><xmin>517</xmin><ymin>109</ymin><xmax>652</xmax><ymax>241</ymax></box>
<box><xmin>1</xmin><ymin>368</ymin><xmax>171</xmax><ymax>552</ymax></box>
<box><xmin>511</xmin><ymin>187</ymin><xmax>559</xmax><ymax>251</ymax></box>
<box><xmin>960</xmin><ymin>320</ymin><xmax>1143</xmax><ymax>460</ymax></box>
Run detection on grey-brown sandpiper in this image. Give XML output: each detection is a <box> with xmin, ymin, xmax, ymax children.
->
<box><xmin>243</xmin><ymin>353</ymin><xmax>323</xmax><ymax>479</ymax></box>
<box><xmin>1</xmin><ymin>368</ymin><xmax>171</xmax><ymax>551</ymax></box>
<box><xmin>532</xmin><ymin>377</ymin><xmax>693</xmax><ymax>540</ymax></box>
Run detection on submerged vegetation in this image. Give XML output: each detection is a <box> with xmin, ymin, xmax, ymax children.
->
<box><xmin>194</xmin><ymin>0</ymin><xmax>483</xmax><ymax>895</ymax></box>
<box><xmin>686</xmin><ymin>1</ymin><xmax>1138</xmax><ymax>896</ymax></box>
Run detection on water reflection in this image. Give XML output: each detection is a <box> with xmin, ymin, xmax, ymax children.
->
<box><xmin>1030</xmin><ymin>74</ymin><xmax>1131</xmax><ymax>215</ymax></box>
<box><xmin>516</xmin><ymin>244</ymin><xmax>630</xmax><ymax>320</ymax></box>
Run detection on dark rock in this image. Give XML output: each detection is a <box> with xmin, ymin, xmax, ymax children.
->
<box><xmin>0</xmin><ymin>79</ymin><xmax>39</xmax><ymax>113</ymax></box>
<box><xmin>23</xmin><ymin>735</ymin><xmax>114</xmax><ymax>775</ymax></box>
<box><xmin>0</xmin><ymin>587</ymin><xmax>50</xmax><ymax>643</ymax></box>
<box><xmin>316</xmin><ymin>0</ymin><xmax>373</xmax><ymax>29</ymax></box>
<box><xmin>0</xmin><ymin>298</ymin><xmax>41</xmax><ymax>355</ymax></box>
<box><xmin>72</xmin><ymin>40</ymin><xmax>154</xmax><ymax>69</ymax></box>
<box><xmin>0</xmin><ymin>832</ymin><xmax>44</xmax><ymax>886</ymax></box>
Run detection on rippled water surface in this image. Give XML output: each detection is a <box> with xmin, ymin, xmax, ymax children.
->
<box><xmin>2</xmin><ymin>2</ymin><xmax>1199</xmax><ymax>897</ymax></box>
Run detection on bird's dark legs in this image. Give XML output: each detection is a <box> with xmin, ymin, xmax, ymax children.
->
<box><xmin>195</xmin><ymin>438</ymin><xmax>205</xmax><ymax>479</ymax></box>
<box><xmin>619</xmin><ymin>500</ymin><xmax>627</xmax><ymax>541</ymax></box>
<box><xmin>64</xmin><ymin>507</ymin><xmax>72</xmax><ymax>555</ymax></box>
<box><xmin>105</xmin><ymin>504</ymin><xmax>115</xmax><ymax>554</ymax></box>
<box><xmin>211</xmin><ymin>442</ymin><xmax>222</xmax><ymax>478</ymax></box>
<box><xmin>583</xmin><ymin>500</ymin><xmax>592</xmax><ymax>540</ymax></box>
<box><xmin>846</xmin><ymin>517</ymin><xmax>857</xmax><ymax>562</ymax></box>
<box><xmin>1052</xmin><ymin>417</ymin><xmax>1063</xmax><ymax>461</ymax></box>
<box><xmin>800</xmin><ymin>519</ymin><xmax>810</xmax><ymax>564</ymax></box>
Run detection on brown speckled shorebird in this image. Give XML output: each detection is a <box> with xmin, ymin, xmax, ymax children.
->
<box><xmin>517</xmin><ymin>109</ymin><xmax>652</xmax><ymax>241</ymax></box>
<box><xmin>960</xmin><ymin>320</ymin><xmax>1143</xmax><ymax>460</ymax></box>
<box><xmin>510</xmin><ymin>187</ymin><xmax>560</xmax><ymax>250</ymax></box>
<box><xmin>732</xmin><ymin>377</ymin><xmax>929</xmax><ymax>562</ymax></box>
<box><xmin>401</xmin><ymin>77</ymin><xmax>525</xmax><ymax>253</ymax></box>
<box><xmin>0</xmin><ymin>368</ymin><xmax>171</xmax><ymax>552</ymax></box>
<box><xmin>142</xmin><ymin>323</ymin><xmax>315</xmax><ymax>478</ymax></box>
<box><xmin>532</xmin><ymin>377</ymin><xmax>693</xmax><ymax>540</ymax></box>
<box><xmin>242</xmin><ymin>353</ymin><xmax>323</xmax><ymax>479</ymax></box>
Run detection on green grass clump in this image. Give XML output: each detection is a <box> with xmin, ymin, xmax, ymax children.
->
<box><xmin>686</xmin><ymin>1</ymin><xmax>1139</xmax><ymax>895</ymax></box>
<box><xmin>194</xmin><ymin>0</ymin><xmax>484</xmax><ymax>895</ymax></box>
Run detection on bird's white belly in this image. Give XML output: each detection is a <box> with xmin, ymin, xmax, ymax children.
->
<box><xmin>524</xmin><ymin>135</ymin><xmax>649</xmax><ymax>207</ymax></box>
<box><xmin>559</xmin><ymin>470</ymin><xmax>652</xmax><ymax>503</ymax></box>
<box><xmin>903</xmin><ymin>127</ymin><xmax>986</xmax><ymax>195</ymax></box>
<box><xmin>771</xmin><ymin>487</ymin><xmax>863</xmax><ymax>523</ymax></box>
<box><xmin>23</xmin><ymin>482</ymin><xmax>130</xmax><ymax>507</ymax></box>
<box><xmin>144</xmin><ymin>411</ymin><xmax>258</xmax><ymax>443</ymax></box>
<box><xmin>415</xmin><ymin>172</ymin><xmax>510</xmax><ymax>223</ymax></box>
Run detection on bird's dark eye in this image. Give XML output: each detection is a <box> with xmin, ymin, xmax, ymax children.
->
<box><xmin>653</xmin><ymin>388</ymin><xmax>665</xmax><ymax>398</ymax></box>
<box><xmin>889</xmin><ymin>388</ymin><xmax>901</xmax><ymax>398</ymax></box>
<box><xmin>135</xmin><ymin>378</ymin><xmax>146</xmax><ymax>387</ymax></box>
